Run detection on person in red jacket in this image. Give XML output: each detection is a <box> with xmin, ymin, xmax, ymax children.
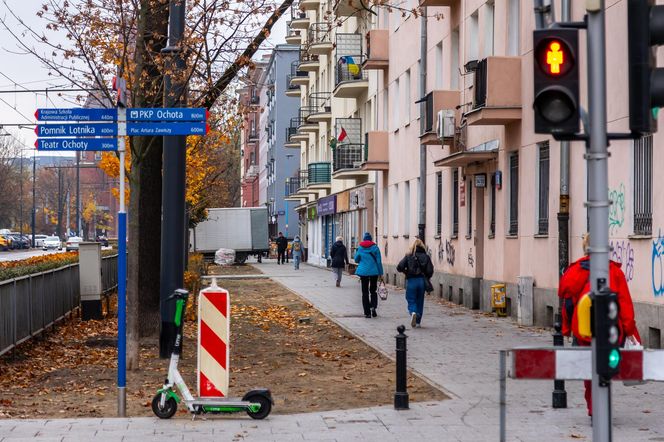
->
<box><xmin>558</xmin><ymin>234</ymin><xmax>641</xmax><ymax>418</ymax></box>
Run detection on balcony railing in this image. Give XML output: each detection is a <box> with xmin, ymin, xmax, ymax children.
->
<box><xmin>246</xmin><ymin>164</ymin><xmax>259</xmax><ymax>178</ymax></box>
<box><xmin>286</xmin><ymin>75</ymin><xmax>300</xmax><ymax>92</ymax></box>
<box><xmin>335</xmin><ymin>55</ymin><xmax>367</xmax><ymax>86</ymax></box>
<box><xmin>308</xmin><ymin>162</ymin><xmax>331</xmax><ymax>184</ymax></box>
<box><xmin>285</xmin><ymin>176</ymin><xmax>301</xmax><ymax>196</ymax></box>
<box><xmin>285</xmin><ymin>126</ymin><xmax>298</xmax><ymax>142</ymax></box>
<box><xmin>333</xmin><ymin>144</ymin><xmax>366</xmax><ymax>171</ymax></box>
<box><xmin>473</xmin><ymin>58</ymin><xmax>488</xmax><ymax>110</ymax></box>
<box><xmin>299</xmin><ymin>106</ymin><xmax>317</xmax><ymax>123</ymax></box>
<box><xmin>423</xmin><ymin>92</ymin><xmax>435</xmax><ymax>134</ymax></box>
<box><xmin>309</xmin><ymin>22</ymin><xmax>332</xmax><ymax>45</ymax></box>
<box><xmin>298</xmin><ymin>169</ymin><xmax>309</xmax><ymax>189</ymax></box>
<box><xmin>308</xmin><ymin>92</ymin><xmax>331</xmax><ymax>114</ymax></box>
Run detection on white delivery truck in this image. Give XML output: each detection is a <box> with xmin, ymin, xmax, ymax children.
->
<box><xmin>190</xmin><ymin>207</ymin><xmax>269</xmax><ymax>264</ymax></box>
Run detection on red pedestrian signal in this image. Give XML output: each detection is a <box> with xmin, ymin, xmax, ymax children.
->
<box><xmin>533</xmin><ymin>29</ymin><xmax>580</xmax><ymax>136</ymax></box>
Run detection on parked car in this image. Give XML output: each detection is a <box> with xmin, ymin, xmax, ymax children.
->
<box><xmin>9</xmin><ymin>234</ymin><xmax>29</xmax><ymax>249</ymax></box>
<box><xmin>33</xmin><ymin>234</ymin><xmax>48</xmax><ymax>248</ymax></box>
<box><xmin>43</xmin><ymin>236</ymin><xmax>62</xmax><ymax>251</ymax></box>
<box><xmin>65</xmin><ymin>236</ymin><xmax>83</xmax><ymax>252</ymax></box>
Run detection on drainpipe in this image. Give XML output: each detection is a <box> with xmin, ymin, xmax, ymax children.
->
<box><xmin>552</xmin><ymin>0</ymin><xmax>570</xmax><ymax>409</ymax></box>
<box><xmin>417</xmin><ymin>8</ymin><xmax>427</xmax><ymax>242</ymax></box>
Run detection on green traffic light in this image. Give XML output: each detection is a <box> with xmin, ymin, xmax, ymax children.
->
<box><xmin>608</xmin><ymin>349</ymin><xmax>621</xmax><ymax>369</ymax></box>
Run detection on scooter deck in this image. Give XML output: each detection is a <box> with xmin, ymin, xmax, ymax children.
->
<box><xmin>186</xmin><ymin>397</ymin><xmax>253</xmax><ymax>407</ymax></box>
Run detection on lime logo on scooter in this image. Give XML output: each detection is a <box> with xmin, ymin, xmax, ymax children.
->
<box><xmin>151</xmin><ymin>285</ymin><xmax>273</xmax><ymax>419</ymax></box>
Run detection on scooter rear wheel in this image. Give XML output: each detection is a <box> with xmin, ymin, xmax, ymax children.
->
<box><xmin>245</xmin><ymin>394</ymin><xmax>272</xmax><ymax>420</ymax></box>
<box><xmin>151</xmin><ymin>393</ymin><xmax>177</xmax><ymax>419</ymax></box>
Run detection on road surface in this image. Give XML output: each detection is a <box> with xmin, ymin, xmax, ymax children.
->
<box><xmin>0</xmin><ymin>248</ymin><xmax>64</xmax><ymax>262</ymax></box>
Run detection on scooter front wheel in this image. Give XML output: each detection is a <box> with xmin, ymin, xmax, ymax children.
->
<box><xmin>151</xmin><ymin>393</ymin><xmax>177</xmax><ymax>419</ymax></box>
<box><xmin>245</xmin><ymin>394</ymin><xmax>272</xmax><ymax>420</ymax></box>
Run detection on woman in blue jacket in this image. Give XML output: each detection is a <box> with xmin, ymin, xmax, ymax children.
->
<box><xmin>353</xmin><ymin>232</ymin><xmax>384</xmax><ymax>318</ymax></box>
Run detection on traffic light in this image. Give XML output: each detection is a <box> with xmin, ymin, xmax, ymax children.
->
<box><xmin>627</xmin><ymin>0</ymin><xmax>664</xmax><ymax>134</ymax></box>
<box><xmin>533</xmin><ymin>29</ymin><xmax>580</xmax><ymax>135</ymax></box>
<box><xmin>594</xmin><ymin>293</ymin><xmax>621</xmax><ymax>381</ymax></box>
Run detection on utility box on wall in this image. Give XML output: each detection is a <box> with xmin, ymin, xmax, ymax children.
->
<box><xmin>79</xmin><ymin>242</ymin><xmax>102</xmax><ymax>320</ymax></box>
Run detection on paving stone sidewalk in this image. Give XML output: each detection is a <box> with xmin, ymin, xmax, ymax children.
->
<box><xmin>1</xmin><ymin>260</ymin><xmax>662</xmax><ymax>441</ymax></box>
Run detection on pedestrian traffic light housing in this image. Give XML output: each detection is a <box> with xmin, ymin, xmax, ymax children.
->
<box><xmin>533</xmin><ymin>29</ymin><xmax>580</xmax><ymax>136</ymax></box>
<box><xmin>628</xmin><ymin>0</ymin><xmax>664</xmax><ymax>134</ymax></box>
<box><xmin>594</xmin><ymin>292</ymin><xmax>621</xmax><ymax>381</ymax></box>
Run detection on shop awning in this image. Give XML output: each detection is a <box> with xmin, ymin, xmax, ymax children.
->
<box><xmin>434</xmin><ymin>149</ymin><xmax>498</xmax><ymax>168</ymax></box>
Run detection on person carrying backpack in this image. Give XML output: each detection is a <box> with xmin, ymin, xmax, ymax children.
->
<box><xmin>354</xmin><ymin>232</ymin><xmax>383</xmax><ymax>318</ymax></box>
<box><xmin>330</xmin><ymin>236</ymin><xmax>349</xmax><ymax>287</ymax></box>
<box><xmin>291</xmin><ymin>236</ymin><xmax>303</xmax><ymax>270</ymax></box>
<box><xmin>397</xmin><ymin>238</ymin><xmax>434</xmax><ymax>328</ymax></box>
<box><xmin>558</xmin><ymin>233</ymin><xmax>640</xmax><ymax>420</ymax></box>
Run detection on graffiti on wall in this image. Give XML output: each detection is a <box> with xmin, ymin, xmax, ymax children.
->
<box><xmin>437</xmin><ymin>239</ymin><xmax>445</xmax><ymax>262</ymax></box>
<box><xmin>445</xmin><ymin>239</ymin><xmax>456</xmax><ymax>266</ymax></box>
<box><xmin>608</xmin><ymin>183</ymin><xmax>626</xmax><ymax>234</ymax></box>
<box><xmin>468</xmin><ymin>248</ymin><xmax>474</xmax><ymax>268</ymax></box>
<box><xmin>609</xmin><ymin>239</ymin><xmax>635</xmax><ymax>283</ymax></box>
<box><xmin>652</xmin><ymin>230</ymin><xmax>664</xmax><ymax>296</ymax></box>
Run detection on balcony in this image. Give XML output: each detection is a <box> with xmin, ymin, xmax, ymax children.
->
<box><xmin>285</xmin><ymin>79</ymin><xmax>301</xmax><ymax>97</ymax></box>
<box><xmin>307</xmin><ymin>162</ymin><xmax>331</xmax><ymax>188</ymax></box>
<box><xmin>284</xmin><ymin>126</ymin><xmax>300</xmax><ymax>148</ymax></box>
<box><xmin>363</xmin><ymin>30</ymin><xmax>389</xmax><ymax>71</ymax></box>
<box><xmin>465</xmin><ymin>56</ymin><xmax>522</xmax><ymax>126</ymax></box>
<box><xmin>298</xmin><ymin>50</ymin><xmax>320</xmax><ymax>72</ymax></box>
<box><xmin>245</xmin><ymin>164</ymin><xmax>259</xmax><ymax>178</ymax></box>
<box><xmin>333</xmin><ymin>55</ymin><xmax>368</xmax><ymax>98</ymax></box>
<box><xmin>361</xmin><ymin>131</ymin><xmax>389</xmax><ymax>171</ymax></box>
<box><xmin>419</xmin><ymin>90</ymin><xmax>461</xmax><ymax>146</ymax></box>
<box><xmin>285</xmin><ymin>28</ymin><xmax>303</xmax><ymax>45</ymax></box>
<box><xmin>297</xmin><ymin>106</ymin><xmax>319</xmax><ymax>133</ymax></box>
<box><xmin>289</xmin><ymin>6</ymin><xmax>310</xmax><ymax>30</ymax></box>
<box><xmin>332</xmin><ymin>143</ymin><xmax>368</xmax><ymax>179</ymax></box>
<box><xmin>290</xmin><ymin>117</ymin><xmax>310</xmax><ymax>142</ymax></box>
<box><xmin>300</xmin><ymin>0</ymin><xmax>320</xmax><ymax>10</ymax></box>
<box><xmin>308</xmin><ymin>23</ymin><xmax>334</xmax><ymax>55</ymax></box>
<box><xmin>418</xmin><ymin>0</ymin><xmax>458</xmax><ymax>7</ymax></box>
<box><xmin>333</xmin><ymin>0</ymin><xmax>362</xmax><ymax>17</ymax></box>
<box><xmin>307</xmin><ymin>92</ymin><xmax>332</xmax><ymax>123</ymax></box>
<box><xmin>285</xmin><ymin>176</ymin><xmax>302</xmax><ymax>200</ymax></box>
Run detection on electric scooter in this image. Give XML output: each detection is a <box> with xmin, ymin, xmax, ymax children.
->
<box><xmin>151</xmin><ymin>288</ymin><xmax>273</xmax><ymax>419</ymax></box>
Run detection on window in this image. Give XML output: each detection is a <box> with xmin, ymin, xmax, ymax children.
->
<box><xmin>466</xmin><ymin>176</ymin><xmax>473</xmax><ymax>238</ymax></box>
<box><xmin>382</xmin><ymin>184</ymin><xmax>389</xmax><ymax>235</ymax></box>
<box><xmin>436</xmin><ymin>172</ymin><xmax>442</xmax><ymax>235</ymax></box>
<box><xmin>451</xmin><ymin>28</ymin><xmax>460</xmax><ymax>90</ymax></box>
<box><xmin>452</xmin><ymin>169</ymin><xmax>459</xmax><ymax>236</ymax></box>
<box><xmin>634</xmin><ymin>134</ymin><xmax>653</xmax><ymax>235</ymax></box>
<box><xmin>392</xmin><ymin>79</ymin><xmax>400</xmax><ymax>130</ymax></box>
<box><xmin>404</xmin><ymin>180</ymin><xmax>411</xmax><ymax>235</ymax></box>
<box><xmin>469</xmin><ymin>11</ymin><xmax>479</xmax><ymax>62</ymax></box>
<box><xmin>435</xmin><ymin>42</ymin><xmax>443</xmax><ymax>89</ymax></box>
<box><xmin>538</xmin><ymin>142</ymin><xmax>550</xmax><ymax>235</ymax></box>
<box><xmin>391</xmin><ymin>184</ymin><xmax>399</xmax><ymax>235</ymax></box>
<box><xmin>404</xmin><ymin>70</ymin><xmax>411</xmax><ymax>125</ymax></box>
<box><xmin>508</xmin><ymin>0</ymin><xmax>520</xmax><ymax>56</ymax></box>
<box><xmin>483</xmin><ymin>1</ymin><xmax>495</xmax><ymax>58</ymax></box>
<box><xmin>490</xmin><ymin>172</ymin><xmax>496</xmax><ymax>237</ymax></box>
<box><xmin>509</xmin><ymin>152</ymin><xmax>519</xmax><ymax>236</ymax></box>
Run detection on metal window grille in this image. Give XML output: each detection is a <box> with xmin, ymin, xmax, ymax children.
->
<box><xmin>453</xmin><ymin>169</ymin><xmax>459</xmax><ymax>236</ymax></box>
<box><xmin>333</xmin><ymin>144</ymin><xmax>365</xmax><ymax>171</ymax></box>
<box><xmin>298</xmin><ymin>169</ymin><xmax>308</xmax><ymax>189</ymax></box>
<box><xmin>436</xmin><ymin>172</ymin><xmax>442</xmax><ymax>235</ymax></box>
<box><xmin>422</xmin><ymin>91</ymin><xmax>434</xmax><ymax>135</ymax></box>
<box><xmin>538</xmin><ymin>142</ymin><xmax>550</xmax><ymax>235</ymax></box>
<box><xmin>335</xmin><ymin>33</ymin><xmax>366</xmax><ymax>86</ymax></box>
<box><xmin>634</xmin><ymin>134</ymin><xmax>653</xmax><ymax>235</ymax></box>
<box><xmin>490</xmin><ymin>173</ymin><xmax>496</xmax><ymax>236</ymax></box>
<box><xmin>467</xmin><ymin>177</ymin><xmax>473</xmax><ymax>238</ymax></box>
<box><xmin>509</xmin><ymin>153</ymin><xmax>519</xmax><ymax>236</ymax></box>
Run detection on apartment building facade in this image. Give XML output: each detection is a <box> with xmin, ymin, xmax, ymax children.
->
<box><xmin>276</xmin><ymin>0</ymin><xmax>664</xmax><ymax>347</ymax></box>
<box><xmin>239</xmin><ymin>62</ymin><xmax>265</xmax><ymax>209</ymax></box>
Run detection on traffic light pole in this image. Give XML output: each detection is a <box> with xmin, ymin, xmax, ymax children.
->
<box><xmin>586</xmin><ymin>2</ymin><xmax>612</xmax><ymax>440</ymax></box>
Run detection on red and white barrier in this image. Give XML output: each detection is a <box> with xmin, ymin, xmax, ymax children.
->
<box><xmin>197</xmin><ymin>283</ymin><xmax>230</xmax><ymax>397</ymax></box>
<box><xmin>509</xmin><ymin>347</ymin><xmax>664</xmax><ymax>381</ymax></box>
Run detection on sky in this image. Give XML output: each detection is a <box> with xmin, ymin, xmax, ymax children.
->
<box><xmin>0</xmin><ymin>1</ymin><xmax>286</xmax><ymax>156</ymax></box>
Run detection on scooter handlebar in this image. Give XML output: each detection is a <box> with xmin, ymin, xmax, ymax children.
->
<box><xmin>167</xmin><ymin>289</ymin><xmax>189</xmax><ymax>301</ymax></box>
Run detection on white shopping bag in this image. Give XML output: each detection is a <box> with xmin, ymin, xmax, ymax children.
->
<box><xmin>623</xmin><ymin>336</ymin><xmax>646</xmax><ymax>386</ymax></box>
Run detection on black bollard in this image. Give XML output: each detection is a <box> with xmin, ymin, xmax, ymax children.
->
<box><xmin>552</xmin><ymin>311</ymin><xmax>568</xmax><ymax>408</ymax></box>
<box><xmin>394</xmin><ymin>325</ymin><xmax>409</xmax><ymax>410</ymax></box>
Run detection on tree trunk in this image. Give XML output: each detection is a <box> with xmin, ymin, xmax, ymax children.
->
<box><xmin>126</xmin><ymin>163</ymin><xmax>141</xmax><ymax>370</ymax></box>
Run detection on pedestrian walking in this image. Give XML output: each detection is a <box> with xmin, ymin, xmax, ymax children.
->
<box><xmin>291</xmin><ymin>235</ymin><xmax>303</xmax><ymax>270</ymax></box>
<box><xmin>353</xmin><ymin>232</ymin><xmax>383</xmax><ymax>318</ymax></box>
<box><xmin>397</xmin><ymin>238</ymin><xmax>434</xmax><ymax>328</ymax></box>
<box><xmin>330</xmin><ymin>236</ymin><xmax>349</xmax><ymax>287</ymax></box>
<box><xmin>276</xmin><ymin>232</ymin><xmax>288</xmax><ymax>264</ymax></box>
<box><xmin>558</xmin><ymin>233</ymin><xmax>641</xmax><ymax>420</ymax></box>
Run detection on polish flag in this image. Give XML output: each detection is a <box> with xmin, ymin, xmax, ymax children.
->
<box><xmin>337</xmin><ymin>127</ymin><xmax>348</xmax><ymax>142</ymax></box>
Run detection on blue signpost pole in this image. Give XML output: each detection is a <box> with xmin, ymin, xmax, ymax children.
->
<box><xmin>117</xmin><ymin>107</ymin><xmax>127</xmax><ymax>417</ymax></box>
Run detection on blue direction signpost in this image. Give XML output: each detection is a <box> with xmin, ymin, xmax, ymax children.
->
<box><xmin>35</xmin><ymin>138</ymin><xmax>118</xmax><ymax>151</ymax></box>
<box><xmin>127</xmin><ymin>121</ymin><xmax>208</xmax><ymax>136</ymax></box>
<box><xmin>36</xmin><ymin>123</ymin><xmax>117</xmax><ymax>137</ymax></box>
<box><xmin>127</xmin><ymin>107</ymin><xmax>207</xmax><ymax>122</ymax></box>
<box><xmin>35</xmin><ymin>108</ymin><xmax>117</xmax><ymax>122</ymax></box>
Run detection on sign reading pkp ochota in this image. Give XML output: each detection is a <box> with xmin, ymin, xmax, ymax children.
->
<box><xmin>35</xmin><ymin>138</ymin><xmax>118</xmax><ymax>151</ymax></box>
<box><xmin>127</xmin><ymin>107</ymin><xmax>208</xmax><ymax>122</ymax></box>
<box><xmin>35</xmin><ymin>108</ymin><xmax>117</xmax><ymax>122</ymax></box>
<box><xmin>35</xmin><ymin>123</ymin><xmax>117</xmax><ymax>137</ymax></box>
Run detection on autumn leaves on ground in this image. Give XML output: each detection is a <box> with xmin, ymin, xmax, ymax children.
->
<box><xmin>0</xmin><ymin>264</ymin><xmax>445</xmax><ymax>419</ymax></box>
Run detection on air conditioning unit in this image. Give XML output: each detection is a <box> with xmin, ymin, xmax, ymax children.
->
<box><xmin>436</xmin><ymin>110</ymin><xmax>455</xmax><ymax>139</ymax></box>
